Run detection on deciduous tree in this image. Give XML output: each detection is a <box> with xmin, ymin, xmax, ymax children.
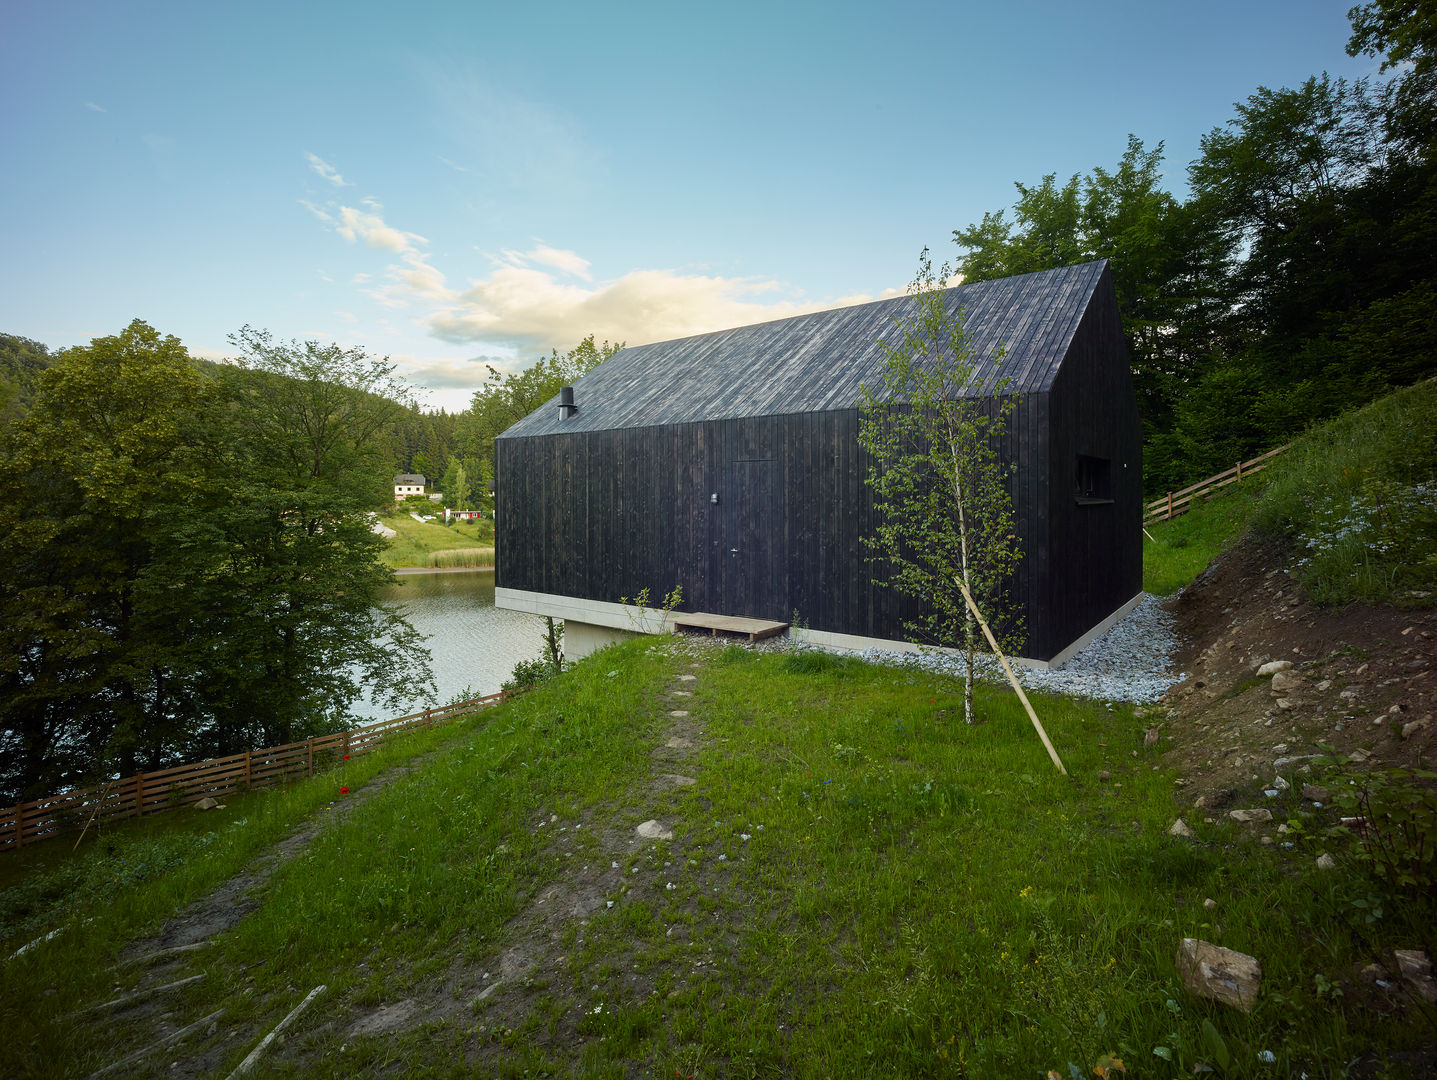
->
<box><xmin>858</xmin><ymin>252</ymin><xmax>1023</xmax><ymax>725</ymax></box>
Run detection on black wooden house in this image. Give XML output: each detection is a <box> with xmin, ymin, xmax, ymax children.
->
<box><xmin>495</xmin><ymin>260</ymin><xmax>1141</xmax><ymax>666</ymax></box>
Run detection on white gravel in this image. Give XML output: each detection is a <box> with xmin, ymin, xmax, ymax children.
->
<box><xmin>671</xmin><ymin>592</ymin><xmax>1187</xmax><ymax>704</ymax></box>
<box><xmin>851</xmin><ymin>593</ymin><xmax>1185</xmax><ymax>703</ymax></box>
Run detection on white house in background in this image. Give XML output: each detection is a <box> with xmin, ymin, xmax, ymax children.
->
<box><xmin>394</xmin><ymin>473</ymin><xmax>427</xmax><ymax>500</ymax></box>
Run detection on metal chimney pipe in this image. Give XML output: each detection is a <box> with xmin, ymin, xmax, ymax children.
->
<box><xmin>558</xmin><ymin>385</ymin><xmax>577</xmax><ymax>419</ymax></box>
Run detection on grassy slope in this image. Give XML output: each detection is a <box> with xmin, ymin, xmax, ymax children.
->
<box><xmin>379</xmin><ymin>511</ymin><xmax>495</xmax><ymax>569</ymax></box>
<box><xmin>2</xmin><ymin>640</ymin><xmax>1426</xmax><ymax>1078</ymax></box>
<box><xmin>1144</xmin><ymin>379</ymin><xmax>1436</xmax><ymax>607</ymax></box>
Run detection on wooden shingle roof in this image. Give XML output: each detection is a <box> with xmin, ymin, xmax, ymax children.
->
<box><xmin>499</xmin><ymin>261</ymin><xmax>1109</xmax><ymax>438</ymax></box>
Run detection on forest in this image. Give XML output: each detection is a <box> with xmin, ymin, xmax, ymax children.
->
<box><xmin>1</xmin><ymin>1</ymin><xmax>1432</xmax><ymax>803</ymax></box>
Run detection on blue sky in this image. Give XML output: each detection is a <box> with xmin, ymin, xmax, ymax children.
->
<box><xmin>1</xmin><ymin>1</ymin><xmax>1374</xmax><ymax>410</ymax></box>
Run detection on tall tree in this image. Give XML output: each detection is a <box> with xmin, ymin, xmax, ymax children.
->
<box><xmin>0</xmin><ymin>321</ymin><xmax>209</xmax><ymax>795</ymax></box>
<box><xmin>191</xmin><ymin>328</ymin><xmax>435</xmax><ymax>748</ymax></box>
<box><xmin>953</xmin><ymin>138</ymin><xmax>1214</xmax><ymax>436</ymax></box>
<box><xmin>0</xmin><ymin>322</ymin><xmax>436</xmax><ymax>801</ymax></box>
<box><xmin>858</xmin><ymin>252</ymin><xmax>1023</xmax><ymax>725</ymax></box>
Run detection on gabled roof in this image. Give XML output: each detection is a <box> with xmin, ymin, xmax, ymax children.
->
<box><xmin>500</xmin><ymin>260</ymin><xmax>1110</xmax><ymax>438</ymax></box>
<box><xmin>394</xmin><ymin>473</ymin><xmax>426</xmax><ymax>485</ymax></box>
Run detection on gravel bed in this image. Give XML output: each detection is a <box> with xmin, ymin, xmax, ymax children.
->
<box><xmin>672</xmin><ymin>593</ymin><xmax>1186</xmax><ymax>704</ymax></box>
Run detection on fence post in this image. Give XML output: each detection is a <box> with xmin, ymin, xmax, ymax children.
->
<box><xmin>245</xmin><ymin>749</ymin><xmax>252</xmax><ymax>788</ymax></box>
<box><xmin>11</xmin><ymin>803</ymin><xmax>22</xmax><ymax>849</ymax></box>
<box><xmin>307</xmin><ymin>738</ymin><xmax>314</xmax><ymax>777</ymax></box>
<box><xmin>1165</xmin><ymin>491</ymin><xmax>1173</xmax><ymax>519</ymax></box>
<box><xmin>425</xmin><ymin>707</ymin><xmax>433</xmax><ymax>730</ymax></box>
<box><xmin>1236</xmin><ymin>459</ymin><xmax>1243</xmax><ymax>483</ymax></box>
<box><xmin>135</xmin><ymin>773</ymin><xmax>144</xmax><ymax>818</ymax></box>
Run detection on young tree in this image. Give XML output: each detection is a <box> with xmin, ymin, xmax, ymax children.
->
<box><xmin>858</xmin><ymin>251</ymin><xmax>1023</xmax><ymax>725</ymax></box>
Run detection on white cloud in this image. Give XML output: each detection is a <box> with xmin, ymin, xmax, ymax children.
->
<box><xmin>84</xmin><ymin>101</ymin><xmax>106</xmax><ymax>113</ymax></box>
<box><xmin>335</xmin><ymin>204</ymin><xmax>424</xmax><ymax>253</ymax></box>
<box><xmin>302</xmin><ymin>186</ymin><xmax>882</xmax><ymax>359</ymax></box>
<box><xmin>427</xmin><ymin>259</ymin><xmax>870</xmax><ymax>352</ymax></box>
<box><xmin>305</xmin><ymin>151</ymin><xmax>352</xmax><ymax>187</ymax></box>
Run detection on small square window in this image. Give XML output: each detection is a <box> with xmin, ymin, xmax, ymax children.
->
<box><xmin>1075</xmin><ymin>455</ymin><xmax>1113</xmax><ymax>506</ymax></box>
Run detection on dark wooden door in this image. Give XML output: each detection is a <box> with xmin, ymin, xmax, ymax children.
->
<box><xmin>722</xmin><ymin>459</ymin><xmax>783</xmax><ymax>619</ymax></box>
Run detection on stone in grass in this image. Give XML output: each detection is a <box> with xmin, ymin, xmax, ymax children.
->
<box><xmin>636</xmin><ymin>820</ymin><xmax>674</xmax><ymax>841</ymax></box>
<box><xmin>194</xmin><ymin>797</ymin><xmax>222</xmax><ymax>811</ymax></box>
<box><xmin>1257</xmin><ymin>660</ymin><xmax>1293</xmax><ymax>677</ymax></box>
<box><xmin>1270</xmin><ymin>670</ymin><xmax>1303</xmax><ymax>694</ymax></box>
<box><xmin>1168</xmin><ymin>818</ymin><xmax>1193</xmax><ymax>838</ymax></box>
<box><xmin>1228</xmin><ymin>808</ymin><xmax>1273</xmax><ymax>823</ymax></box>
<box><xmin>1316</xmin><ymin>853</ymin><xmax>1336</xmax><ymax>870</ymax></box>
<box><xmin>1394</xmin><ymin>950</ymin><xmax>1437</xmax><ymax>1004</ymax></box>
<box><xmin>1177</xmin><ymin>938</ymin><xmax>1262</xmax><ymax>1013</ymax></box>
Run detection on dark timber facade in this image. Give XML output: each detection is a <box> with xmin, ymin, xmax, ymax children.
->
<box><xmin>495</xmin><ymin>260</ymin><xmax>1141</xmax><ymax>665</ymax></box>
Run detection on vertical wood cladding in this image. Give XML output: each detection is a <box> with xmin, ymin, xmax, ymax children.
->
<box><xmin>496</xmin><ymin>261</ymin><xmax>1140</xmax><ymax>662</ymax></box>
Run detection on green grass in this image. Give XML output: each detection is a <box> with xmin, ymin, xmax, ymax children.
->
<box><xmin>1254</xmin><ymin>379</ymin><xmax>1437</xmax><ymax>606</ymax></box>
<box><xmin>1143</xmin><ymin>481</ymin><xmax>1265</xmax><ymax>596</ymax></box>
<box><xmin>5</xmin><ymin>640</ymin><xmax>1429</xmax><ymax>1077</ymax></box>
<box><xmin>379</xmin><ymin>511</ymin><xmax>496</xmax><ymax>569</ymax></box>
<box><xmin>1144</xmin><ymin>380</ymin><xmax>1437</xmax><ymax>606</ymax></box>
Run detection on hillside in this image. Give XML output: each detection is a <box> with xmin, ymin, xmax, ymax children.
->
<box><xmin>1162</xmin><ymin>533</ymin><xmax>1435</xmax><ymax>809</ymax></box>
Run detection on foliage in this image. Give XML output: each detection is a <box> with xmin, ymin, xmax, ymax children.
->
<box><xmin>953</xmin><ymin>136</ymin><xmax>1222</xmax><ymax>438</ymax></box>
<box><xmin>503</xmin><ymin>616</ymin><xmax>566</xmax><ymax>693</ymax></box>
<box><xmin>0</xmin><ymin>320</ymin><xmax>435</xmax><ymax>802</ymax></box>
<box><xmin>858</xmin><ymin>250</ymin><xmax>1022</xmax><ymax>724</ymax></box>
<box><xmin>1253</xmin><ymin>379</ymin><xmax>1437</xmax><ymax>604</ymax></box>
<box><xmin>953</xmin><ymin>0</ymin><xmax>1437</xmax><ymax>496</ymax></box>
<box><xmin>0</xmin><ymin>334</ymin><xmax>51</xmax><ymax>422</ymax></box>
<box><xmin>1327</xmin><ymin>767</ymin><xmax>1437</xmax><ymax>893</ymax></box>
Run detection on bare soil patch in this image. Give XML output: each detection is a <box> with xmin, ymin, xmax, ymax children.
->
<box><xmin>1158</xmin><ymin>532</ymin><xmax>1436</xmax><ymax>806</ymax></box>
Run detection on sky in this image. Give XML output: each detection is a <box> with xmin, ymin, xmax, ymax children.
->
<box><xmin>1</xmin><ymin>0</ymin><xmax>1377</xmax><ymax>412</ymax></box>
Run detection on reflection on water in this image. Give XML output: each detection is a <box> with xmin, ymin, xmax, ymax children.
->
<box><xmin>354</xmin><ymin>571</ymin><xmax>545</xmax><ymax>720</ymax></box>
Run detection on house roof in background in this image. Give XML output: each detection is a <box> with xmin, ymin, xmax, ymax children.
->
<box><xmin>498</xmin><ymin>261</ymin><xmax>1111</xmax><ymax>438</ymax></box>
<box><xmin>394</xmin><ymin>473</ymin><xmax>427</xmax><ymax>485</ymax></box>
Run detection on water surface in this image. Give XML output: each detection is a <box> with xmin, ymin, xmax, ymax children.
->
<box><xmin>355</xmin><ymin>570</ymin><xmax>545</xmax><ymax>720</ymax></box>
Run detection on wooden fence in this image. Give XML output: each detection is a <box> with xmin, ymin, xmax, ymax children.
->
<box><xmin>0</xmin><ymin>692</ymin><xmax>505</xmax><ymax>853</ymax></box>
<box><xmin>1144</xmin><ymin>444</ymin><xmax>1290</xmax><ymax>527</ymax></box>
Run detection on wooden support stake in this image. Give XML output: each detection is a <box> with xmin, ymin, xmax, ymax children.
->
<box><xmin>956</xmin><ymin>582</ymin><xmax>1067</xmax><ymax>776</ymax></box>
<box><xmin>244</xmin><ymin>749</ymin><xmax>252</xmax><ymax>788</ymax></box>
<box><xmin>11</xmin><ymin>802</ymin><xmax>23</xmax><ymax>849</ymax></box>
<box><xmin>70</xmin><ymin>973</ymin><xmax>205</xmax><ymax>1017</ymax></box>
<box><xmin>225</xmin><ymin>984</ymin><xmax>325</xmax><ymax>1079</ymax></box>
<box><xmin>86</xmin><ymin>1008</ymin><xmax>225</xmax><ymax>1080</ymax></box>
<box><xmin>134</xmin><ymin>774</ymin><xmax>144</xmax><ymax>818</ymax></box>
<box><xmin>307</xmin><ymin>739</ymin><xmax>314</xmax><ymax>778</ymax></box>
<box><xmin>74</xmin><ymin>778</ymin><xmax>117</xmax><ymax>851</ymax></box>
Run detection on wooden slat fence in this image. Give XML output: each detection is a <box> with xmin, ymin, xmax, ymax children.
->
<box><xmin>0</xmin><ymin>693</ymin><xmax>505</xmax><ymax>853</ymax></box>
<box><xmin>1144</xmin><ymin>444</ymin><xmax>1290</xmax><ymax>527</ymax></box>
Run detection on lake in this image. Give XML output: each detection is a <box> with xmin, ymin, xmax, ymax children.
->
<box><xmin>354</xmin><ymin>570</ymin><xmax>546</xmax><ymax>720</ymax></box>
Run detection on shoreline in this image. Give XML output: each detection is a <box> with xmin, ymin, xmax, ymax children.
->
<box><xmin>390</xmin><ymin>565</ymin><xmax>497</xmax><ymax>576</ymax></box>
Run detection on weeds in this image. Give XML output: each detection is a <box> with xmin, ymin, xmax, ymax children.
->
<box><xmin>1255</xmin><ymin>380</ymin><xmax>1437</xmax><ymax>605</ymax></box>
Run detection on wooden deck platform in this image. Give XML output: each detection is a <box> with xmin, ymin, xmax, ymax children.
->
<box><xmin>671</xmin><ymin>612</ymin><xmax>789</xmax><ymax>642</ymax></box>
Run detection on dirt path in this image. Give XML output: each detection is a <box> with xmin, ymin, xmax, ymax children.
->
<box><xmin>319</xmin><ymin>649</ymin><xmax>748</xmax><ymax>1073</ymax></box>
<box><xmin>79</xmin><ymin>747</ymin><xmax>454</xmax><ymax>1079</ymax></box>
